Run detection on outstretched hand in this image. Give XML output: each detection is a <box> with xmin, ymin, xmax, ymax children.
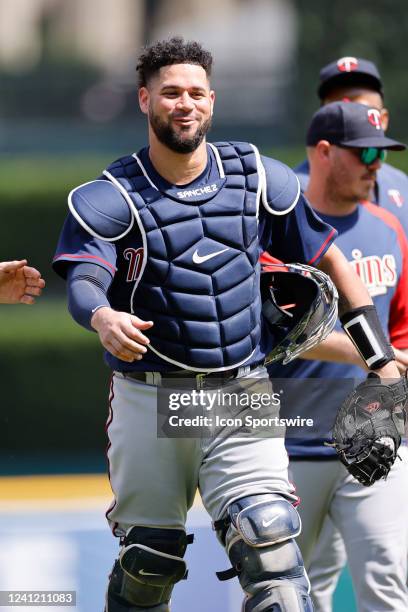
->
<box><xmin>0</xmin><ymin>260</ymin><xmax>45</xmax><ymax>305</ymax></box>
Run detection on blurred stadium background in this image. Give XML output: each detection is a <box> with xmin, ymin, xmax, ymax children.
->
<box><xmin>1</xmin><ymin>1</ymin><xmax>407</xmax><ymax>610</ymax></box>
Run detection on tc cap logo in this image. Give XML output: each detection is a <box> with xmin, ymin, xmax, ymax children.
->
<box><xmin>337</xmin><ymin>56</ymin><xmax>358</xmax><ymax>72</ymax></box>
<box><xmin>367</xmin><ymin>108</ymin><xmax>382</xmax><ymax>130</ymax></box>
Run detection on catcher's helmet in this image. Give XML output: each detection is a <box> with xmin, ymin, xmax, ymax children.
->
<box><xmin>261</xmin><ymin>262</ymin><xmax>338</xmax><ymax>365</ymax></box>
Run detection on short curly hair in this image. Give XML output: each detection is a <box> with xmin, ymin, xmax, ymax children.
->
<box><xmin>136</xmin><ymin>36</ymin><xmax>213</xmax><ymax>88</ymax></box>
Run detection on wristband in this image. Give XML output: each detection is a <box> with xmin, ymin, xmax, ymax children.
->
<box><xmin>340</xmin><ymin>305</ymin><xmax>394</xmax><ymax>370</ymax></box>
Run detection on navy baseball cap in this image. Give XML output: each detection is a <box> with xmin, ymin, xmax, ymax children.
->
<box><xmin>306</xmin><ymin>102</ymin><xmax>406</xmax><ymax>150</ymax></box>
<box><xmin>318</xmin><ymin>57</ymin><xmax>383</xmax><ymax>99</ymax></box>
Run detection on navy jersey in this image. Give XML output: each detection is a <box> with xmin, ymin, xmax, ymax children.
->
<box><xmin>53</xmin><ymin>145</ymin><xmax>335</xmax><ymax>372</ymax></box>
<box><xmin>295</xmin><ymin>158</ymin><xmax>408</xmax><ymax>237</ymax></box>
<box><xmin>268</xmin><ymin>202</ymin><xmax>408</xmax><ymax>457</ymax></box>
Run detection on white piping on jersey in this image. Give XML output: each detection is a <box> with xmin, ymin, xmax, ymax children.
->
<box><xmin>148</xmin><ymin>344</ymin><xmax>257</xmax><ymax>373</ymax></box>
<box><xmin>207</xmin><ymin>142</ymin><xmax>226</xmax><ymax>178</ymax></box>
<box><xmin>250</xmin><ymin>144</ymin><xmax>301</xmax><ymax>216</ymax></box>
<box><xmin>131</xmin><ymin>153</ymin><xmax>159</xmax><ymax>190</ymax></box>
<box><xmin>68</xmin><ymin>179</ymin><xmax>135</xmax><ymax>242</ymax></box>
<box><xmin>103</xmin><ymin>169</ymin><xmax>148</xmax><ymax>300</ymax></box>
<box><xmin>133</xmin><ymin>144</ymin><xmax>225</xmax><ymax>184</ymax></box>
<box><xmin>249</xmin><ymin>143</ymin><xmax>264</xmax><ymax>220</ymax></box>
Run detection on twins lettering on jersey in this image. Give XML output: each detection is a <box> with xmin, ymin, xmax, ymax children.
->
<box><xmin>388</xmin><ymin>189</ymin><xmax>404</xmax><ymax>208</ymax></box>
<box><xmin>176</xmin><ymin>183</ymin><xmax>218</xmax><ymax>199</ymax></box>
<box><xmin>124</xmin><ymin>247</ymin><xmax>144</xmax><ymax>282</ymax></box>
<box><xmin>350</xmin><ymin>248</ymin><xmax>397</xmax><ymax>296</ymax></box>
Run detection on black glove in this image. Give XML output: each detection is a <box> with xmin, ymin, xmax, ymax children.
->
<box><xmin>330</xmin><ymin>372</ymin><xmax>408</xmax><ymax>486</ymax></box>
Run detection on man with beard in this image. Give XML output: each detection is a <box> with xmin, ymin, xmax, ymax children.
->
<box><xmin>296</xmin><ymin>56</ymin><xmax>408</xmax><ymax>236</ymax></box>
<box><xmin>266</xmin><ymin>101</ymin><xmax>408</xmax><ymax>612</ymax></box>
<box><xmin>53</xmin><ymin>38</ymin><xmax>403</xmax><ymax>612</ymax></box>
<box><xmin>285</xmin><ymin>56</ymin><xmax>408</xmax><ymax>612</ymax></box>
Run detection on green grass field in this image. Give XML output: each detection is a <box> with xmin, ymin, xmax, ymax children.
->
<box><xmin>0</xmin><ymin>298</ymin><xmax>98</xmax><ymax>345</ymax></box>
<box><xmin>0</xmin><ymin>156</ymin><xmax>109</xmax><ymax>203</ymax></box>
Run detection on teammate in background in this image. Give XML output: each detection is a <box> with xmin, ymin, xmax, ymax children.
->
<box><xmin>0</xmin><ymin>259</ymin><xmax>45</xmax><ymax>304</ymax></box>
<box><xmin>295</xmin><ymin>55</ymin><xmax>408</xmax><ymax>612</ymax></box>
<box><xmin>296</xmin><ymin>56</ymin><xmax>408</xmax><ymax>236</ymax></box>
<box><xmin>267</xmin><ymin>101</ymin><xmax>408</xmax><ymax>612</ymax></box>
<box><xmin>54</xmin><ymin>38</ymin><xmax>401</xmax><ymax>612</ymax></box>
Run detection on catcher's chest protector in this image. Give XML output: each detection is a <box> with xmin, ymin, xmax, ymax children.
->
<box><xmin>105</xmin><ymin>142</ymin><xmax>262</xmax><ymax>371</ymax></box>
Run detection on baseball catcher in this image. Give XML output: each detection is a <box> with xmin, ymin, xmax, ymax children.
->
<box><xmin>53</xmin><ymin>37</ymin><xmax>407</xmax><ymax>612</ymax></box>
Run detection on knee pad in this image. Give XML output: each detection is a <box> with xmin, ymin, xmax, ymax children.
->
<box><xmin>215</xmin><ymin>494</ymin><xmax>312</xmax><ymax>611</ymax></box>
<box><xmin>106</xmin><ymin>526</ymin><xmax>193</xmax><ymax>611</ymax></box>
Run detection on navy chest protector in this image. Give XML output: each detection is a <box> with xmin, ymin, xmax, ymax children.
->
<box><xmin>69</xmin><ymin>142</ymin><xmax>300</xmax><ymax>371</ymax></box>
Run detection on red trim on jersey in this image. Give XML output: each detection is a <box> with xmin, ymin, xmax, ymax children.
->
<box><xmin>308</xmin><ymin>228</ymin><xmax>337</xmax><ymax>265</ymax></box>
<box><xmin>53</xmin><ymin>253</ymin><xmax>116</xmax><ymax>272</ymax></box>
<box><xmin>361</xmin><ymin>201</ymin><xmax>408</xmax><ymax>348</ymax></box>
<box><xmin>261</xmin><ymin>229</ymin><xmax>337</xmax><ymax>272</ymax></box>
<box><xmin>259</xmin><ymin>253</ymin><xmax>287</xmax><ymax>274</ymax></box>
<box><xmin>260</xmin><ymin>253</ymin><xmax>283</xmax><ymax>266</ymax></box>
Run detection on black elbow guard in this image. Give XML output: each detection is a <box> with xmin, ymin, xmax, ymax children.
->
<box><xmin>340</xmin><ymin>305</ymin><xmax>394</xmax><ymax>370</ymax></box>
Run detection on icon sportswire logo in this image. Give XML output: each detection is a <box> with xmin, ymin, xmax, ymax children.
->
<box><xmin>192</xmin><ymin>247</ymin><xmax>229</xmax><ymax>264</ymax></box>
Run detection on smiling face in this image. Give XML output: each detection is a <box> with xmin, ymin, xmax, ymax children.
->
<box><xmin>138</xmin><ymin>63</ymin><xmax>215</xmax><ymax>154</ymax></box>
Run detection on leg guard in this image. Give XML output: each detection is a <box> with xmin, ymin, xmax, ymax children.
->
<box><xmin>215</xmin><ymin>494</ymin><xmax>313</xmax><ymax>612</ymax></box>
<box><xmin>106</xmin><ymin>526</ymin><xmax>192</xmax><ymax>611</ymax></box>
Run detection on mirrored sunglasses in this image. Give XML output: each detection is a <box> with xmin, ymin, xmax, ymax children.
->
<box><xmin>359</xmin><ymin>147</ymin><xmax>387</xmax><ymax>164</ymax></box>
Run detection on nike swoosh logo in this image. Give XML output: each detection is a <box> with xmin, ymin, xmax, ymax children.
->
<box><xmin>192</xmin><ymin>247</ymin><xmax>229</xmax><ymax>264</ymax></box>
<box><xmin>262</xmin><ymin>516</ymin><xmax>280</xmax><ymax>528</ymax></box>
<box><xmin>139</xmin><ymin>569</ymin><xmax>163</xmax><ymax>577</ymax></box>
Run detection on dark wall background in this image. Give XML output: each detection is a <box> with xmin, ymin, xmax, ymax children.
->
<box><xmin>1</xmin><ymin>2</ymin><xmax>407</xmax><ymax>152</ymax></box>
<box><xmin>292</xmin><ymin>0</ymin><xmax>408</xmax><ymax>142</ymax></box>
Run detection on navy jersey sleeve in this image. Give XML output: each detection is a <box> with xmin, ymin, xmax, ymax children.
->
<box><xmin>53</xmin><ymin>212</ymin><xmax>117</xmax><ymax>279</ymax></box>
<box><xmin>293</xmin><ymin>158</ymin><xmax>310</xmax><ymax>192</ymax></box>
<box><xmin>259</xmin><ymin>194</ymin><xmax>337</xmax><ymax>265</ymax></box>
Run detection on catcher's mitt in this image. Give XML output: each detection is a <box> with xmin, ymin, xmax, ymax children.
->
<box><xmin>330</xmin><ymin>372</ymin><xmax>408</xmax><ymax>486</ymax></box>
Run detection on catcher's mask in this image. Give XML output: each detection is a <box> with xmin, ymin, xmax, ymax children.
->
<box><xmin>261</xmin><ymin>262</ymin><xmax>338</xmax><ymax>365</ymax></box>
